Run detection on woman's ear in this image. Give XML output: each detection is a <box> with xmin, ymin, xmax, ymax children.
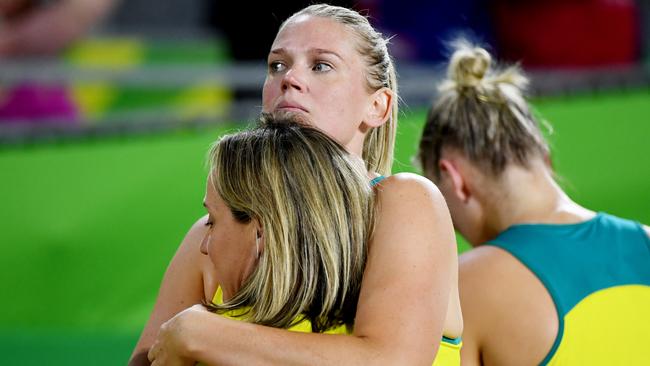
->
<box><xmin>364</xmin><ymin>87</ymin><xmax>393</xmax><ymax>128</ymax></box>
<box><xmin>439</xmin><ymin>158</ymin><xmax>471</xmax><ymax>203</ymax></box>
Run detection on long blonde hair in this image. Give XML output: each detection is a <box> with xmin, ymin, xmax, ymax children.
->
<box><xmin>282</xmin><ymin>4</ymin><xmax>398</xmax><ymax>175</ymax></box>
<box><xmin>418</xmin><ymin>40</ymin><xmax>549</xmax><ymax>180</ymax></box>
<box><xmin>207</xmin><ymin>118</ymin><xmax>376</xmax><ymax>331</ymax></box>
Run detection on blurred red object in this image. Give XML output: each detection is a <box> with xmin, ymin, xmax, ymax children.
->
<box><xmin>492</xmin><ymin>0</ymin><xmax>640</xmax><ymax>67</ymax></box>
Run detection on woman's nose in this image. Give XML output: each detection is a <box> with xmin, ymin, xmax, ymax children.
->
<box><xmin>281</xmin><ymin>68</ymin><xmax>305</xmax><ymax>92</ymax></box>
<box><xmin>200</xmin><ymin>234</ymin><xmax>209</xmax><ymax>255</ymax></box>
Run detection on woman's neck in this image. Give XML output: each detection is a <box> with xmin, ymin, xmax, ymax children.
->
<box><xmin>481</xmin><ymin>160</ymin><xmax>595</xmax><ymax>235</ymax></box>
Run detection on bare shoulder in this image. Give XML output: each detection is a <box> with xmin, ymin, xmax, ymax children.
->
<box><xmin>460</xmin><ymin>245</ymin><xmax>515</xmax><ymax>271</ymax></box>
<box><xmin>459</xmin><ymin>246</ymin><xmax>514</xmax><ymax>304</ymax></box>
<box><xmin>458</xmin><ymin>246</ymin><xmax>533</xmax><ymax>312</ymax></box>
<box><xmin>376</xmin><ymin>171</ymin><xmax>442</xmax><ymax>192</ymax></box>
<box><xmin>372</xmin><ymin>172</ymin><xmax>454</xmax><ymax>251</ymax></box>
<box><xmin>459</xmin><ymin>246</ymin><xmax>558</xmax><ymax>366</ymax></box>
<box><xmin>374</xmin><ymin>172</ymin><xmax>448</xmax><ymax>212</ymax></box>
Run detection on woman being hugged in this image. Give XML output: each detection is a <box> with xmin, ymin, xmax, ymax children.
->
<box><xmin>418</xmin><ymin>42</ymin><xmax>650</xmax><ymax>365</ymax></box>
<box><xmin>132</xmin><ymin>4</ymin><xmax>462</xmax><ymax>366</ymax></box>
<box><xmin>204</xmin><ymin>120</ymin><xmax>375</xmax><ymax>337</ymax></box>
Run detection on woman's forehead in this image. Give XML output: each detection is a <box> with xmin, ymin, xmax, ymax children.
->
<box><xmin>205</xmin><ymin>174</ymin><xmax>224</xmax><ymax>205</ymax></box>
<box><xmin>273</xmin><ymin>16</ymin><xmax>358</xmax><ymax>58</ymax></box>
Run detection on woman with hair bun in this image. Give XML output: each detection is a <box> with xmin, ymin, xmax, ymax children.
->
<box><xmin>418</xmin><ymin>41</ymin><xmax>650</xmax><ymax>365</ymax></box>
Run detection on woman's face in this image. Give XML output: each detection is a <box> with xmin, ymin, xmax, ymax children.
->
<box><xmin>262</xmin><ymin>15</ymin><xmax>373</xmax><ymax>155</ymax></box>
<box><xmin>200</xmin><ymin>176</ymin><xmax>258</xmax><ymax>301</ymax></box>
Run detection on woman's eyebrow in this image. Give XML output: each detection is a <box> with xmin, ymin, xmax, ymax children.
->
<box><xmin>269</xmin><ymin>47</ymin><xmax>343</xmax><ymax>62</ymax></box>
<box><xmin>269</xmin><ymin>47</ymin><xmax>286</xmax><ymax>56</ymax></box>
<box><xmin>311</xmin><ymin>48</ymin><xmax>343</xmax><ymax>61</ymax></box>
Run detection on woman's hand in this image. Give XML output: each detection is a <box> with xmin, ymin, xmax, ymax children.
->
<box><xmin>148</xmin><ymin>304</ymin><xmax>212</xmax><ymax>366</ymax></box>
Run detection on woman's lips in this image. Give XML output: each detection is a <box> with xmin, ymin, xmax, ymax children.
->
<box><xmin>276</xmin><ymin>102</ymin><xmax>308</xmax><ymax>113</ymax></box>
<box><xmin>278</xmin><ymin>106</ymin><xmax>307</xmax><ymax>113</ymax></box>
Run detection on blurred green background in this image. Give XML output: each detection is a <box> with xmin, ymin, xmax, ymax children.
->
<box><xmin>1</xmin><ymin>89</ymin><xmax>649</xmax><ymax>365</ymax></box>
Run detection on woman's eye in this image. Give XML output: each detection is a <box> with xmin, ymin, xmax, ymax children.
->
<box><xmin>313</xmin><ymin>62</ymin><xmax>332</xmax><ymax>72</ymax></box>
<box><xmin>269</xmin><ymin>61</ymin><xmax>286</xmax><ymax>73</ymax></box>
<box><xmin>205</xmin><ymin>220</ymin><xmax>214</xmax><ymax>228</ymax></box>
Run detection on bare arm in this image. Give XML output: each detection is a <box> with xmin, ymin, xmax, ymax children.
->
<box><xmin>149</xmin><ymin>173</ymin><xmax>458</xmax><ymax>366</ymax></box>
<box><xmin>458</xmin><ymin>249</ymin><xmax>489</xmax><ymax>366</ymax></box>
<box><xmin>129</xmin><ymin>215</ymin><xmax>215</xmax><ymax>366</ymax></box>
<box><xmin>0</xmin><ymin>0</ymin><xmax>115</xmax><ymax>56</ymax></box>
<box><xmin>459</xmin><ymin>246</ymin><xmax>558</xmax><ymax>366</ymax></box>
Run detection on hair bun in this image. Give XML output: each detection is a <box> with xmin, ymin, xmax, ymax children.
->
<box><xmin>448</xmin><ymin>44</ymin><xmax>491</xmax><ymax>88</ymax></box>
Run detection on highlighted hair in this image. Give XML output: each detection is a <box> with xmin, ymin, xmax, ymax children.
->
<box><xmin>207</xmin><ymin>119</ymin><xmax>375</xmax><ymax>332</ymax></box>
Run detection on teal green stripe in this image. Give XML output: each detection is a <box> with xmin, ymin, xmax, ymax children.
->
<box><xmin>441</xmin><ymin>335</ymin><xmax>462</xmax><ymax>345</ymax></box>
<box><xmin>370</xmin><ymin>175</ymin><xmax>386</xmax><ymax>186</ymax></box>
<box><xmin>540</xmin><ymin>315</ymin><xmax>564</xmax><ymax>365</ymax></box>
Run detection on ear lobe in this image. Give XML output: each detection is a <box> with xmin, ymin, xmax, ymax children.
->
<box><xmin>364</xmin><ymin>87</ymin><xmax>392</xmax><ymax>128</ymax></box>
<box><xmin>439</xmin><ymin>159</ymin><xmax>470</xmax><ymax>203</ymax></box>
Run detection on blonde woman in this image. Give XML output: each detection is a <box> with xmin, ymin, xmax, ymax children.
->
<box><xmin>202</xmin><ymin>120</ymin><xmax>373</xmax><ymax>336</ymax></box>
<box><xmin>133</xmin><ymin>4</ymin><xmax>462</xmax><ymax>366</ymax></box>
<box><xmin>417</xmin><ymin>42</ymin><xmax>650</xmax><ymax>365</ymax></box>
